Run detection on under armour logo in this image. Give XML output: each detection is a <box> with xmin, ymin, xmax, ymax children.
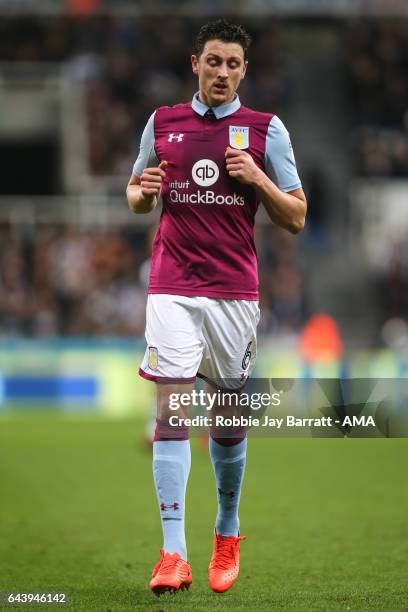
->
<box><xmin>160</xmin><ymin>502</ymin><xmax>180</xmax><ymax>511</ymax></box>
<box><xmin>168</xmin><ymin>133</ymin><xmax>184</xmax><ymax>142</ymax></box>
<box><xmin>218</xmin><ymin>488</ymin><xmax>235</xmax><ymax>499</ymax></box>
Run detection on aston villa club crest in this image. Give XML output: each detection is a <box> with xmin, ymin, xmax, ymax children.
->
<box><xmin>148</xmin><ymin>346</ymin><xmax>158</xmax><ymax>370</ymax></box>
<box><xmin>229</xmin><ymin>126</ymin><xmax>249</xmax><ymax>150</ymax></box>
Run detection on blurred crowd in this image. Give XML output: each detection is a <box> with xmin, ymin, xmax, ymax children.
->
<box><xmin>345</xmin><ymin>21</ymin><xmax>408</xmax><ymax>331</ymax></box>
<box><xmin>378</xmin><ymin>226</ymin><xmax>408</xmax><ymax>323</ymax></box>
<box><xmin>345</xmin><ymin>22</ymin><xmax>408</xmax><ymax>177</ymax></box>
<box><xmin>2</xmin><ymin>16</ymin><xmax>407</xmax><ymax>178</ymax></box>
<box><xmin>0</xmin><ymin>16</ymin><xmax>306</xmax><ymax>338</ymax></box>
<box><xmin>3</xmin><ymin>16</ymin><xmax>407</xmax><ymax>339</ymax></box>
<box><xmin>0</xmin><ymin>222</ymin><xmax>305</xmax><ymax>338</ymax></box>
<box><xmin>0</xmin><ymin>15</ymin><xmax>291</xmax><ymax>177</ymax></box>
<box><xmin>0</xmin><ymin>223</ymin><xmax>148</xmax><ymax>336</ymax></box>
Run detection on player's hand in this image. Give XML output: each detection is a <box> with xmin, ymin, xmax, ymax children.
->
<box><xmin>225</xmin><ymin>147</ymin><xmax>262</xmax><ymax>186</ymax></box>
<box><xmin>140</xmin><ymin>161</ymin><xmax>168</xmax><ymax>200</ymax></box>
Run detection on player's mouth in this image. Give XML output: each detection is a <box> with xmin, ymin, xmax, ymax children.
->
<box><xmin>213</xmin><ymin>82</ymin><xmax>228</xmax><ymax>93</ymax></box>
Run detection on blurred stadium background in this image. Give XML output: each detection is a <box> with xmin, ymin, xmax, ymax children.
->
<box><xmin>1</xmin><ymin>0</ymin><xmax>408</xmax><ymax>414</ymax></box>
<box><xmin>0</xmin><ymin>2</ymin><xmax>407</xmax><ymax>610</ymax></box>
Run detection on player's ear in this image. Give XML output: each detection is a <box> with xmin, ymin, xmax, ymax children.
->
<box><xmin>191</xmin><ymin>55</ymin><xmax>199</xmax><ymax>75</ymax></box>
<box><xmin>241</xmin><ymin>60</ymin><xmax>248</xmax><ymax>79</ymax></box>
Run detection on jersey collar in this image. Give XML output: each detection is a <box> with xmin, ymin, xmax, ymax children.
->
<box><xmin>192</xmin><ymin>92</ymin><xmax>241</xmax><ymax>119</ymax></box>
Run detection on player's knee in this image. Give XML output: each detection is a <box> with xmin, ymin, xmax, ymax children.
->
<box><xmin>156</xmin><ymin>383</ymin><xmax>193</xmax><ymax>413</ymax></box>
<box><xmin>209</xmin><ymin>427</ymin><xmax>246</xmax><ymax>446</ymax></box>
<box><xmin>155</xmin><ymin>386</ymin><xmax>190</xmax><ymax>440</ymax></box>
<box><xmin>154</xmin><ymin>417</ymin><xmax>189</xmax><ymax>441</ymax></box>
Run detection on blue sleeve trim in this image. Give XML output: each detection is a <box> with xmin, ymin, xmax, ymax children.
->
<box><xmin>132</xmin><ymin>111</ymin><xmax>159</xmax><ymax>177</ymax></box>
<box><xmin>264</xmin><ymin>115</ymin><xmax>302</xmax><ymax>192</ymax></box>
<box><xmin>280</xmin><ymin>182</ymin><xmax>302</xmax><ymax>193</ymax></box>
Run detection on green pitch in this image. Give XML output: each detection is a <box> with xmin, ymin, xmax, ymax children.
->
<box><xmin>0</xmin><ymin>414</ymin><xmax>407</xmax><ymax>611</ymax></box>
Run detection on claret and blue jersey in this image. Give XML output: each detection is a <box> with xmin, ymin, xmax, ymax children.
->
<box><xmin>133</xmin><ymin>93</ymin><xmax>302</xmax><ymax>301</ymax></box>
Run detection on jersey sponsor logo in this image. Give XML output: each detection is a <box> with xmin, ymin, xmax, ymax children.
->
<box><xmin>192</xmin><ymin>159</ymin><xmax>219</xmax><ymax>187</ymax></box>
<box><xmin>229</xmin><ymin>126</ymin><xmax>249</xmax><ymax>150</ymax></box>
<box><xmin>169</xmin><ymin>180</ymin><xmax>190</xmax><ymax>188</ymax></box>
<box><xmin>168</xmin><ymin>133</ymin><xmax>184</xmax><ymax>142</ymax></box>
<box><xmin>169</xmin><ymin>189</ymin><xmax>244</xmax><ymax>206</ymax></box>
<box><xmin>148</xmin><ymin>346</ymin><xmax>158</xmax><ymax>370</ymax></box>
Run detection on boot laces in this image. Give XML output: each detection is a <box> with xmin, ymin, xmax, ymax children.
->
<box><xmin>211</xmin><ymin>536</ymin><xmax>245</xmax><ymax>570</ymax></box>
<box><xmin>160</xmin><ymin>554</ymin><xmax>179</xmax><ymax>574</ymax></box>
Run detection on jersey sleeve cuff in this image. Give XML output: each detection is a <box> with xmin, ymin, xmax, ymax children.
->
<box><xmin>280</xmin><ymin>182</ymin><xmax>302</xmax><ymax>193</ymax></box>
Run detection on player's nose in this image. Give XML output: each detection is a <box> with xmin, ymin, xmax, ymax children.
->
<box><xmin>217</xmin><ymin>63</ymin><xmax>228</xmax><ymax>79</ymax></box>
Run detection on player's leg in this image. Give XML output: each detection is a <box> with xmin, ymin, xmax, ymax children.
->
<box><xmin>199</xmin><ymin>298</ymin><xmax>259</xmax><ymax>593</ymax></box>
<box><xmin>209</xmin><ymin>421</ymin><xmax>247</xmax><ymax>538</ymax></box>
<box><xmin>207</xmin><ymin>387</ymin><xmax>248</xmax><ymax>593</ymax></box>
<box><xmin>153</xmin><ymin>382</ymin><xmax>193</xmax><ymax>562</ymax></box>
<box><xmin>202</xmin><ymin>298</ymin><xmax>259</xmax><ymax>538</ymax></box>
<box><xmin>139</xmin><ymin>295</ymin><xmax>204</xmax><ymax>594</ymax></box>
<box><xmin>150</xmin><ymin>382</ymin><xmax>194</xmax><ymax>595</ymax></box>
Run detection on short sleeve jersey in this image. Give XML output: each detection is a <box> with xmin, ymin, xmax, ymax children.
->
<box><xmin>133</xmin><ymin>94</ymin><xmax>301</xmax><ymax>300</ymax></box>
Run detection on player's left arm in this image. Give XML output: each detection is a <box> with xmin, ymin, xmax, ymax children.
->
<box><xmin>225</xmin><ymin>116</ymin><xmax>307</xmax><ymax>234</ymax></box>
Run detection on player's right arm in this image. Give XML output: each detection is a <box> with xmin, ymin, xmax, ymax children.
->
<box><xmin>126</xmin><ymin>111</ymin><xmax>168</xmax><ymax>214</ymax></box>
<box><xmin>127</xmin><ymin>162</ymin><xmax>168</xmax><ymax>214</ymax></box>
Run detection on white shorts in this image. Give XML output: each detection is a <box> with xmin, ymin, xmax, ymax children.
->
<box><xmin>139</xmin><ymin>294</ymin><xmax>260</xmax><ymax>388</ymax></box>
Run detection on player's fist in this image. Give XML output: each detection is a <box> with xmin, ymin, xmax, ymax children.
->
<box><xmin>140</xmin><ymin>160</ymin><xmax>168</xmax><ymax>200</ymax></box>
<box><xmin>225</xmin><ymin>147</ymin><xmax>261</xmax><ymax>186</ymax></box>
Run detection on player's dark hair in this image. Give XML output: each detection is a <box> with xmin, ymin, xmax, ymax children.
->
<box><xmin>195</xmin><ymin>19</ymin><xmax>251</xmax><ymax>59</ymax></box>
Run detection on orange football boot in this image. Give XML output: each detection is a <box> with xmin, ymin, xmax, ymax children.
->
<box><xmin>208</xmin><ymin>530</ymin><xmax>246</xmax><ymax>593</ymax></box>
<box><xmin>149</xmin><ymin>549</ymin><xmax>192</xmax><ymax>595</ymax></box>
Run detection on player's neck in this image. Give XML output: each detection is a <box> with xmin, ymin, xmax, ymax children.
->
<box><xmin>198</xmin><ymin>92</ymin><xmax>235</xmax><ymax>108</ymax></box>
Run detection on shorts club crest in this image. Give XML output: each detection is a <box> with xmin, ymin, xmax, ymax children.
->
<box><xmin>148</xmin><ymin>347</ymin><xmax>159</xmax><ymax>371</ymax></box>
